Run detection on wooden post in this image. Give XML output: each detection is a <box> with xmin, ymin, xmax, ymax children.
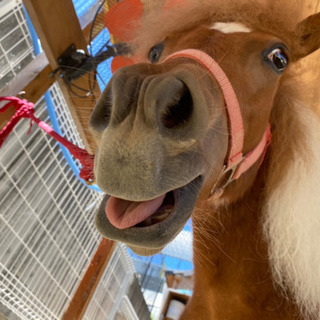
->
<box><xmin>0</xmin><ymin>53</ymin><xmax>53</xmax><ymax>130</ymax></box>
<box><xmin>0</xmin><ymin>104</ymin><xmax>15</xmax><ymax>131</ymax></box>
<box><xmin>62</xmin><ymin>238</ymin><xmax>116</xmax><ymax>320</ymax></box>
<box><xmin>1</xmin><ymin>6</ymin><xmax>107</xmax><ymax>107</ymax></box>
<box><xmin>0</xmin><ymin>53</ymin><xmax>53</xmax><ymax>103</ymax></box>
<box><xmin>23</xmin><ymin>0</ymin><xmax>100</xmax><ymax>154</ymax></box>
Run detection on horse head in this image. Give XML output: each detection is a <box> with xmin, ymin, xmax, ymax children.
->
<box><xmin>90</xmin><ymin>2</ymin><xmax>320</xmax><ymax>259</ymax></box>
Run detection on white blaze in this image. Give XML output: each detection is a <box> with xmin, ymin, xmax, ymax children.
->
<box><xmin>210</xmin><ymin>22</ymin><xmax>252</xmax><ymax>33</ymax></box>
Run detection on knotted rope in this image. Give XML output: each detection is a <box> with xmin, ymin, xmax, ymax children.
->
<box><xmin>0</xmin><ymin>96</ymin><xmax>95</xmax><ymax>184</ymax></box>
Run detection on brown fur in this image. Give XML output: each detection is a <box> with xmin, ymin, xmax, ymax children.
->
<box><xmin>133</xmin><ymin>0</ymin><xmax>316</xmax><ymax>59</ymax></box>
<box><xmin>90</xmin><ymin>1</ymin><xmax>320</xmax><ymax>318</ymax></box>
<box><xmin>183</xmin><ymin>77</ymin><xmax>309</xmax><ymax>319</ymax></box>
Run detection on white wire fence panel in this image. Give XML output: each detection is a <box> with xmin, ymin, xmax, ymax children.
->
<box><xmin>83</xmin><ymin>244</ymin><xmax>136</xmax><ymax>320</ymax></box>
<box><xmin>48</xmin><ymin>83</ymin><xmax>88</xmax><ymax>172</ymax></box>
<box><xmin>0</xmin><ymin>82</ymin><xmax>138</xmax><ymax>320</ymax></box>
<box><xmin>0</xmin><ymin>0</ymin><xmax>34</xmax><ymax>89</ymax></box>
<box><xmin>0</xmin><ymin>94</ymin><xmax>103</xmax><ymax>319</ymax></box>
<box><xmin>0</xmin><ymin>0</ymin><xmax>138</xmax><ymax>318</ymax></box>
<box><xmin>48</xmin><ymin>84</ymin><xmax>138</xmax><ymax>320</ymax></box>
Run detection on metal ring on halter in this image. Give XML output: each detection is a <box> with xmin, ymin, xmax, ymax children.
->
<box><xmin>85</xmin><ymin>178</ymin><xmax>96</xmax><ymax>186</ymax></box>
<box><xmin>210</xmin><ymin>157</ymin><xmax>245</xmax><ymax>196</ymax></box>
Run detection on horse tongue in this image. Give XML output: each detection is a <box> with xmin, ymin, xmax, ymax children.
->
<box><xmin>105</xmin><ymin>194</ymin><xmax>166</xmax><ymax>229</ymax></box>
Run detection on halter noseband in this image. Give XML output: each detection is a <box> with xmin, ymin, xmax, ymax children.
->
<box><xmin>164</xmin><ymin>49</ymin><xmax>272</xmax><ymax>195</ymax></box>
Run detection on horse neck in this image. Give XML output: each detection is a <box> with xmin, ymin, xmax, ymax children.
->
<box><xmin>184</xmin><ymin>78</ymin><xmax>312</xmax><ymax>319</ymax></box>
<box><xmin>185</xmin><ymin>166</ymin><xmax>300</xmax><ymax>319</ymax></box>
<box><xmin>188</xmin><ymin>176</ymin><xmax>281</xmax><ymax>317</ymax></box>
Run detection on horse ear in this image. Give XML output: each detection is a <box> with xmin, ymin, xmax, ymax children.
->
<box><xmin>291</xmin><ymin>12</ymin><xmax>320</xmax><ymax>61</ymax></box>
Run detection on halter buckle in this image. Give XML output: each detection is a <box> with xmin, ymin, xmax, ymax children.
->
<box><xmin>210</xmin><ymin>158</ymin><xmax>244</xmax><ymax>196</ymax></box>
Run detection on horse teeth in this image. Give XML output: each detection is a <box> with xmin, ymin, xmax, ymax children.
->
<box><xmin>137</xmin><ymin>208</ymin><xmax>172</xmax><ymax>228</ymax></box>
<box><xmin>152</xmin><ymin>209</ymin><xmax>171</xmax><ymax>222</ymax></box>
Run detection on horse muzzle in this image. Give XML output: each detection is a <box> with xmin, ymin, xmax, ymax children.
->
<box><xmin>90</xmin><ymin>63</ymin><xmax>219</xmax><ymax>255</ymax></box>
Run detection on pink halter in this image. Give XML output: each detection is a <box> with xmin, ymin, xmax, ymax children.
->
<box><xmin>164</xmin><ymin>49</ymin><xmax>272</xmax><ymax>193</ymax></box>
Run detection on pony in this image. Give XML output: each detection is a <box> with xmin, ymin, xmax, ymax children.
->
<box><xmin>89</xmin><ymin>0</ymin><xmax>320</xmax><ymax>318</ymax></box>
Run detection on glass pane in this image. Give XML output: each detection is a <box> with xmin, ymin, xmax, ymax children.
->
<box><xmin>13</xmin><ymin>53</ymin><xmax>33</xmax><ymax>73</ymax></box>
<box><xmin>0</xmin><ymin>70</ymin><xmax>13</xmax><ymax>88</ymax></box>
<box><xmin>1</xmin><ymin>27</ymin><xmax>24</xmax><ymax>51</ymax></box>
<box><xmin>0</xmin><ymin>11</ymin><xmax>18</xmax><ymax>39</ymax></box>
<box><xmin>7</xmin><ymin>39</ymin><xmax>29</xmax><ymax>62</ymax></box>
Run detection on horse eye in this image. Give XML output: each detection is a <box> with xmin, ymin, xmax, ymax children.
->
<box><xmin>263</xmin><ymin>46</ymin><xmax>289</xmax><ymax>74</ymax></box>
<box><xmin>148</xmin><ymin>43</ymin><xmax>164</xmax><ymax>63</ymax></box>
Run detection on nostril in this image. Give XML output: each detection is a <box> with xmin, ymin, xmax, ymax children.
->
<box><xmin>161</xmin><ymin>84</ymin><xmax>193</xmax><ymax>129</ymax></box>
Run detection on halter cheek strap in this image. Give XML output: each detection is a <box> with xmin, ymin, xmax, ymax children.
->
<box><xmin>164</xmin><ymin>49</ymin><xmax>272</xmax><ymax>194</ymax></box>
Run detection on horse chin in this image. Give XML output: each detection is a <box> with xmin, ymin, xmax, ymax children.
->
<box><xmin>95</xmin><ymin>175</ymin><xmax>203</xmax><ymax>256</ymax></box>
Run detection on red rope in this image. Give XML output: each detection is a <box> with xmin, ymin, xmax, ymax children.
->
<box><xmin>0</xmin><ymin>96</ymin><xmax>95</xmax><ymax>184</ymax></box>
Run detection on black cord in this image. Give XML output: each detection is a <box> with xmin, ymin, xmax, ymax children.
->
<box><xmin>67</xmin><ymin>79</ymin><xmax>96</xmax><ymax>99</ymax></box>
